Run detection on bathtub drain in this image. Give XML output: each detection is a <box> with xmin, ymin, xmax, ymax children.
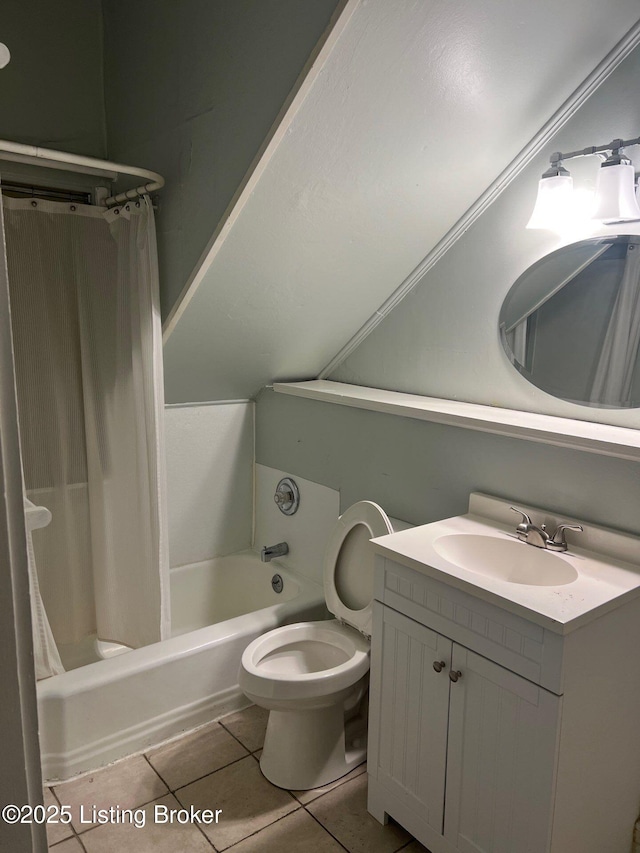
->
<box><xmin>271</xmin><ymin>574</ymin><xmax>284</xmax><ymax>594</ymax></box>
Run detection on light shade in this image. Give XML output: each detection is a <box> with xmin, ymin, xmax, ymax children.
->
<box><xmin>526</xmin><ymin>174</ymin><xmax>574</xmax><ymax>230</ymax></box>
<box><xmin>592</xmin><ymin>163</ymin><xmax>640</xmax><ymax>222</ymax></box>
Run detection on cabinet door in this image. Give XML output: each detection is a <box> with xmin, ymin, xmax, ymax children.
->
<box><xmin>369</xmin><ymin>603</ymin><xmax>452</xmax><ymax>834</ymax></box>
<box><xmin>444</xmin><ymin>645</ymin><xmax>561</xmax><ymax>853</ymax></box>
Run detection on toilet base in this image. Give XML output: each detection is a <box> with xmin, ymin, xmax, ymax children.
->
<box><xmin>259</xmin><ymin>702</ymin><xmax>367</xmax><ymax>790</ymax></box>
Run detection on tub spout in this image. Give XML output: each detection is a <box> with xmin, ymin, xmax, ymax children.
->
<box><xmin>261</xmin><ymin>542</ymin><xmax>289</xmax><ymax>562</ymax></box>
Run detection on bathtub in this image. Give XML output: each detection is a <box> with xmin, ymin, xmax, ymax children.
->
<box><xmin>37</xmin><ymin>550</ymin><xmax>327</xmax><ymax>781</ymax></box>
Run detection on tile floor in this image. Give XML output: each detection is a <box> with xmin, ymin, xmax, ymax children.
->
<box><xmin>44</xmin><ymin>704</ymin><xmax>431</xmax><ymax>853</ymax></box>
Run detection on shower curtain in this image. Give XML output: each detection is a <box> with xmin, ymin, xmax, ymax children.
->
<box><xmin>590</xmin><ymin>240</ymin><xmax>640</xmax><ymax>407</ymax></box>
<box><xmin>24</xmin><ymin>498</ymin><xmax>65</xmax><ymax>680</ymax></box>
<box><xmin>4</xmin><ymin>194</ymin><xmax>170</xmax><ymax>674</ymax></box>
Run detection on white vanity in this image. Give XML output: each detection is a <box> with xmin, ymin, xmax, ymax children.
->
<box><xmin>367</xmin><ymin>493</ymin><xmax>640</xmax><ymax>853</ymax></box>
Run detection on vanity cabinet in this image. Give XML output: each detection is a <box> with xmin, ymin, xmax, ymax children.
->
<box><xmin>367</xmin><ymin>554</ymin><xmax>640</xmax><ymax>853</ymax></box>
<box><xmin>370</xmin><ymin>603</ymin><xmax>559</xmax><ymax>853</ymax></box>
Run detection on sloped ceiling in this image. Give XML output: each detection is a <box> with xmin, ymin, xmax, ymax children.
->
<box><xmin>162</xmin><ymin>0</ymin><xmax>640</xmax><ymax>403</ymax></box>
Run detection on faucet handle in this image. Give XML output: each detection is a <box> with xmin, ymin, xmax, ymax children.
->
<box><xmin>547</xmin><ymin>523</ymin><xmax>583</xmax><ymax>552</ymax></box>
<box><xmin>510</xmin><ymin>506</ymin><xmax>533</xmax><ymax>538</ymax></box>
<box><xmin>510</xmin><ymin>506</ymin><xmax>532</xmax><ymax>523</ymax></box>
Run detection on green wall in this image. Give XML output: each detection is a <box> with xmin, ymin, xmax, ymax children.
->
<box><xmin>102</xmin><ymin>0</ymin><xmax>341</xmax><ymax>318</ymax></box>
<box><xmin>256</xmin><ymin>388</ymin><xmax>640</xmax><ymax>535</ymax></box>
<box><xmin>0</xmin><ymin>0</ymin><xmax>340</xmax><ymax>317</ymax></box>
<box><xmin>0</xmin><ymin>0</ymin><xmax>105</xmax><ymax>157</ymax></box>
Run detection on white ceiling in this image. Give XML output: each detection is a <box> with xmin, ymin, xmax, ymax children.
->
<box><xmin>162</xmin><ymin>0</ymin><xmax>640</xmax><ymax>403</ymax></box>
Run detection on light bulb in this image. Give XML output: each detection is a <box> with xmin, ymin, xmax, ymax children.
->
<box><xmin>526</xmin><ymin>174</ymin><xmax>574</xmax><ymax>230</ymax></box>
<box><xmin>592</xmin><ymin>162</ymin><xmax>640</xmax><ymax>222</ymax></box>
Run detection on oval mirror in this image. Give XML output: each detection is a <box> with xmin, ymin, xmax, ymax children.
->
<box><xmin>499</xmin><ymin>235</ymin><xmax>640</xmax><ymax>408</ymax></box>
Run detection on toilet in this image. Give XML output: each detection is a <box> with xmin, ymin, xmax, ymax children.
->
<box><xmin>239</xmin><ymin>500</ymin><xmax>409</xmax><ymax>790</ymax></box>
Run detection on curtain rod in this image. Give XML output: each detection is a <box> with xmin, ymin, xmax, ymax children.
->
<box><xmin>0</xmin><ymin>139</ymin><xmax>164</xmax><ymax>206</ymax></box>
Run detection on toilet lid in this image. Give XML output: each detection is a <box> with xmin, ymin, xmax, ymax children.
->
<box><xmin>323</xmin><ymin>501</ymin><xmax>393</xmax><ymax>636</ymax></box>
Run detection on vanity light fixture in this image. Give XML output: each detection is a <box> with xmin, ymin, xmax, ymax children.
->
<box><xmin>527</xmin><ymin>135</ymin><xmax>640</xmax><ymax>230</ymax></box>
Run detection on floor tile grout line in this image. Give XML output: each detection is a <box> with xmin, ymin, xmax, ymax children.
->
<box><xmin>217</xmin><ymin>800</ymin><xmax>304</xmax><ymax>852</ymax></box>
<box><xmin>300</xmin><ymin>805</ymin><xmax>352</xmax><ymax>853</ymax></box>
<box><xmin>289</xmin><ymin>772</ymin><xmax>369</xmax><ymax>852</ymax></box>
<box><xmin>289</xmin><ymin>763</ymin><xmax>367</xmax><ymax>806</ymax></box>
<box><xmin>46</xmin><ymin>784</ymin><xmax>88</xmax><ymax>849</ymax></box>
<box><xmin>144</xmin><ymin>747</ymin><xmax>260</xmax><ymax>797</ymax></box>
<box><xmin>300</xmin><ymin>769</ymin><xmax>416</xmax><ymax>853</ymax></box>
<box><xmin>47</xmin><ymin>829</ymin><xmax>86</xmax><ymax>851</ymax></box>
<box><xmin>51</xmin><ymin>754</ymin><xmax>171</xmax><ymax>825</ymax></box>
<box><xmin>302</xmin><ymin>799</ymin><xmax>416</xmax><ymax>853</ymax></box>
<box><xmin>190</xmin><ymin>813</ymin><xmax>219</xmax><ymax>852</ymax></box>
<box><xmin>48</xmin><ymin>831</ymin><xmax>87</xmax><ymax>850</ymax></box>
<box><xmin>68</xmin><ymin>791</ymin><xmax>172</xmax><ymax>837</ymax></box>
<box><xmin>171</xmin><ymin>752</ymin><xmax>261</xmax><ymax>800</ymax></box>
<box><xmin>58</xmin><ymin>829</ymin><xmax>87</xmax><ymax>852</ymax></box>
<box><xmin>218</xmin><ymin>718</ymin><xmax>264</xmax><ymax>755</ymax></box>
<box><xmin>141</xmin><ymin>751</ymin><xmax>173</xmax><ymax>791</ymax></box>
<box><xmin>48</xmin><ymin>837</ymin><xmax>84</xmax><ymax>851</ymax></box>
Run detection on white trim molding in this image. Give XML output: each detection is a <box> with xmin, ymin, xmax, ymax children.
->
<box><xmin>273</xmin><ymin>380</ymin><xmax>640</xmax><ymax>462</ymax></box>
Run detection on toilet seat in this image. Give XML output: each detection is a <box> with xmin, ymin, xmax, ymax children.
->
<box><xmin>323</xmin><ymin>501</ymin><xmax>393</xmax><ymax>638</ymax></box>
<box><xmin>241</xmin><ymin>621</ymin><xmax>370</xmax><ymax>702</ymax></box>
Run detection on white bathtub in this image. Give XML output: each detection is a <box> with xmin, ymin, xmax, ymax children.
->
<box><xmin>37</xmin><ymin>551</ymin><xmax>327</xmax><ymax>781</ymax></box>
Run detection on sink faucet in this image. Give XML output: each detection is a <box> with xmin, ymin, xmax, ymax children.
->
<box><xmin>261</xmin><ymin>542</ymin><xmax>289</xmax><ymax>562</ymax></box>
<box><xmin>511</xmin><ymin>507</ymin><xmax>549</xmax><ymax>548</ymax></box>
<box><xmin>510</xmin><ymin>507</ymin><xmax>583</xmax><ymax>552</ymax></box>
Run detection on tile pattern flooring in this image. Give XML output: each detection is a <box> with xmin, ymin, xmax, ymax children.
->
<box><xmin>45</xmin><ymin>705</ymin><xmax>430</xmax><ymax>852</ymax></box>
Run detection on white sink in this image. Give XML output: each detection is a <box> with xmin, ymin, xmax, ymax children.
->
<box><xmin>371</xmin><ymin>493</ymin><xmax>640</xmax><ymax>633</ymax></box>
<box><xmin>433</xmin><ymin>533</ymin><xmax>578</xmax><ymax>586</ymax></box>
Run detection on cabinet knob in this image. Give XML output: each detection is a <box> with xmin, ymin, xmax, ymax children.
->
<box><xmin>433</xmin><ymin>660</ymin><xmax>446</xmax><ymax>673</ymax></box>
<box><xmin>449</xmin><ymin>670</ymin><xmax>462</xmax><ymax>682</ymax></box>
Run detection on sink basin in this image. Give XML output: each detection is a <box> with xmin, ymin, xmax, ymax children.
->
<box><xmin>433</xmin><ymin>534</ymin><xmax>578</xmax><ymax>586</ymax></box>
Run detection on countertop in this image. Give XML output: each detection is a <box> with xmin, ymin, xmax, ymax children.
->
<box><xmin>371</xmin><ymin>500</ymin><xmax>640</xmax><ymax>635</ymax></box>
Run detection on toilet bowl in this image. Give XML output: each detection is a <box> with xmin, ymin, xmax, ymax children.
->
<box><xmin>239</xmin><ymin>500</ymin><xmax>409</xmax><ymax>790</ymax></box>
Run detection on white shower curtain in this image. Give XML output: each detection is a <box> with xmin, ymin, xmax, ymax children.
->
<box><xmin>590</xmin><ymin>241</ymin><xmax>640</xmax><ymax>407</ymax></box>
<box><xmin>24</xmin><ymin>498</ymin><xmax>65</xmax><ymax>680</ymax></box>
<box><xmin>4</xmin><ymin>194</ymin><xmax>170</xmax><ymax>673</ymax></box>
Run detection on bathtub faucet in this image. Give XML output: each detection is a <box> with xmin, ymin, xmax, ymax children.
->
<box><xmin>261</xmin><ymin>542</ymin><xmax>289</xmax><ymax>562</ymax></box>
